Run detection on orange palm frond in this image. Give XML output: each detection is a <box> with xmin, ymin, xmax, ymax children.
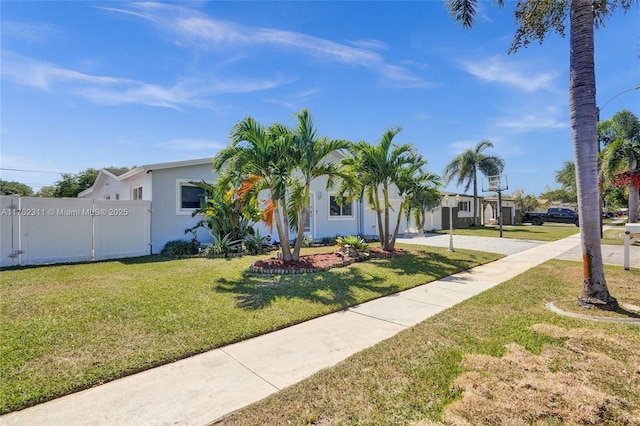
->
<box><xmin>238</xmin><ymin>175</ymin><xmax>262</xmax><ymax>201</ymax></box>
<box><xmin>262</xmin><ymin>200</ymin><xmax>274</xmax><ymax>231</ymax></box>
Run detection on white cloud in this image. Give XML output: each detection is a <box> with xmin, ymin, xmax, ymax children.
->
<box><xmin>1</xmin><ymin>50</ymin><xmax>288</xmax><ymax>108</ymax></box>
<box><xmin>102</xmin><ymin>2</ymin><xmax>435</xmax><ymax>88</ymax></box>
<box><xmin>459</xmin><ymin>55</ymin><xmax>556</xmax><ymax>92</ymax></box>
<box><xmin>348</xmin><ymin>38</ymin><xmax>389</xmax><ymax>51</ymax></box>
<box><xmin>2</xmin><ymin>21</ymin><xmax>62</xmax><ymax>43</ymax></box>
<box><xmin>158</xmin><ymin>138</ymin><xmax>225</xmax><ymax>151</ymax></box>
<box><xmin>496</xmin><ymin>114</ymin><xmax>568</xmax><ymax>131</ymax></box>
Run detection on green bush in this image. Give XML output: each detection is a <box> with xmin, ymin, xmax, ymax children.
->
<box><xmin>335</xmin><ymin>235</ymin><xmax>370</xmax><ymax>252</ymax></box>
<box><xmin>204</xmin><ymin>234</ymin><xmax>243</xmax><ymax>257</ymax></box>
<box><xmin>160</xmin><ymin>240</ymin><xmax>199</xmax><ymax>257</ymax></box>
<box><xmin>243</xmin><ymin>230</ymin><xmax>274</xmax><ymax>255</ymax></box>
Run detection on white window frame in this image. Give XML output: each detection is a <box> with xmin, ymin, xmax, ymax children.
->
<box><xmin>176</xmin><ymin>179</ymin><xmax>206</xmax><ymax>215</ymax></box>
<box><xmin>328</xmin><ymin>193</ymin><xmax>354</xmax><ymax>221</ymax></box>
<box><xmin>458</xmin><ymin>201</ymin><xmax>470</xmax><ymax>212</ymax></box>
<box><xmin>132</xmin><ymin>186</ymin><xmax>143</xmax><ymax>200</ymax></box>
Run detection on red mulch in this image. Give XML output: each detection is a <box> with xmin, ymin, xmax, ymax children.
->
<box><xmin>251</xmin><ymin>247</ymin><xmax>406</xmax><ymax>272</ymax></box>
<box><xmin>252</xmin><ymin>252</ymin><xmax>349</xmax><ymax>271</ymax></box>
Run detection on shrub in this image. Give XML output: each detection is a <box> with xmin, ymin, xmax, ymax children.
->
<box><xmin>204</xmin><ymin>234</ymin><xmax>243</xmax><ymax>257</ymax></box>
<box><xmin>243</xmin><ymin>230</ymin><xmax>273</xmax><ymax>255</ymax></box>
<box><xmin>335</xmin><ymin>235</ymin><xmax>370</xmax><ymax>252</ymax></box>
<box><xmin>160</xmin><ymin>240</ymin><xmax>199</xmax><ymax>257</ymax></box>
<box><xmin>320</xmin><ymin>236</ymin><xmax>335</xmax><ymax>246</ymax></box>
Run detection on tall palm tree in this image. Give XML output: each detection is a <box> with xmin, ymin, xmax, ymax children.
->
<box><xmin>442</xmin><ymin>140</ymin><xmax>504</xmax><ymax>226</ymax></box>
<box><xmin>213</xmin><ymin>117</ymin><xmax>297</xmax><ymax>262</ymax></box>
<box><xmin>599</xmin><ymin>110</ymin><xmax>640</xmax><ymax>223</ymax></box>
<box><xmin>444</xmin><ymin>0</ymin><xmax>631</xmax><ymax>309</ymax></box>
<box><xmin>338</xmin><ymin>127</ymin><xmax>440</xmax><ymax>251</ymax></box>
<box><xmin>288</xmin><ymin>108</ymin><xmax>350</xmax><ymax>260</ymax></box>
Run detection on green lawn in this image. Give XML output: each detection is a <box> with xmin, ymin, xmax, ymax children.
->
<box><xmin>218</xmin><ymin>260</ymin><xmax>640</xmax><ymax>426</ymax></box>
<box><xmin>433</xmin><ymin>223</ymin><xmax>580</xmax><ymax>241</ymax></box>
<box><xmin>0</xmin><ymin>244</ymin><xmax>502</xmax><ymax>414</ymax></box>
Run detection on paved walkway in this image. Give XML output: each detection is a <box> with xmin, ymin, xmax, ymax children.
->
<box><xmin>1</xmin><ymin>232</ymin><xmax>635</xmax><ymax>426</ymax></box>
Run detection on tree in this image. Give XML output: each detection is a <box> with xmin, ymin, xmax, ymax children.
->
<box><xmin>599</xmin><ymin>110</ymin><xmax>640</xmax><ymax>222</ymax></box>
<box><xmin>599</xmin><ymin>109</ymin><xmax>640</xmax><ymax>148</ymax></box>
<box><xmin>36</xmin><ymin>186</ymin><xmax>56</xmax><ymax>197</ymax></box>
<box><xmin>287</xmin><ymin>109</ymin><xmax>350</xmax><ymax>260</ymax></box>
<box><xmin>0</xmin><ymin>180</ymin><xmax>34</xmax><ymax>196</ymax></box>
<box><xmin>555</xmin><ymin>160</ymin><xmax>578</xmax><ymax>203</ymax></box>
<box><xmin>444</xmin><ymin>0</ymin><xmax>635</xmax><ymax>310</ymax></box>
<box><xmin>338</xmin><ymin>127</ymin><xmax>441</xmax><ymax>250</ymax></box>
<box><xmin>442</xmin><ymin>139</ymin><xmax>505</xmax><ymax>226</ymax></box>
<box><xmin>214</xmin><ymin>116</ymin><xmax>298</xmax><ymax>262</ymax></box>
<box><xmin>539</xmin><ymin>187</ymin><xmax>577</xmax><ymax>205</ymax></box>
<box><xmin>52</xmin><ymin>168</ymin><xmax>100</xmax><ymax>198</ymax></box>
<box><xmin>511</xmin><ymin>189</ymin><xmax>539</xmax><ymax>214</ymax></box>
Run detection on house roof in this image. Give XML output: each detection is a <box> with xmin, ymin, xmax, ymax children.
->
<box><xmin>78</xmin><ymin>158</ymin><xmax>214</xmax><ymax>198</ymax></box>
<box><xmin>118</xmin><ymin>158</ymin><xmax>214</xmax><ymax>180</ymax></box>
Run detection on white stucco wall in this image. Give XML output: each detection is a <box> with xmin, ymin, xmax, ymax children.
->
<box><xmin>149</xmin><ymin>163</ymin><xmax>217</xmax><ymax>254</ymax></box>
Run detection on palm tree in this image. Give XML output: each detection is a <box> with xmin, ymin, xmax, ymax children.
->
<box><xmin>600</xmin><ymin>114</ymin><xmax>640</xmax><ymax>224</ymax></box>
<box><xmin>288</xmin><ymin>108</ymin><xmax>350</xmax><ymax>260</ymax></box>
<box><xmin>555</xmin><ymin>160</ymin><xmax>578</xmax><ymax>203</ymax></box>
<box><xmin>338</xmin><ymin>127</ymin><xmax>440</xmax><ymax>251</ymax></box>
<box><xmin>397</xmin><ymin>165</ymin><xmax>442</xmax><ymax>238</ymax></box>
<box><xmin>444</xmin><ymin>0</ymin><xmax>631</xmax><ymax>310</ymax></box>
<box><xmin>213</xmin><ymin>117</ymin><xmax>297</xmax><ymax>262</ymax></box>
<box><xmin>442</xmin><ymin>140</ymin><xmax>504</xmax><ymax>226</ymax></box>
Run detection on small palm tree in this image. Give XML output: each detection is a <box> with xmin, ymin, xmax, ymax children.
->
<box><xmin>339</xmin><ymin>127</ymin><xmax>440</xmax><ymax>250</ymax></box>
<box><xmin>288</xmin><ymin>108</ymin><xmax>350</xmax><ymax>260</ymax></box>
<box><xmin>442</xmin><ymin>140</ymin><xmax>504</xmax><ymax>226</ymax></box>
<box><xmin>213</xmin><ymin>117</ymin><xmax>297</xmax><ymax>262</ymax></box>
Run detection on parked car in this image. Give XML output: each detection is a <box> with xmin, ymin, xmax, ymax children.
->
<box><xmin>602</xmin><ymin>211</ymin><xmax>615</xmax><ymax>219</ymax></box>
<box><xmin>523</xmin><ymin>208</ymin><xmax>579</xmax><ymax>227</ymax></box>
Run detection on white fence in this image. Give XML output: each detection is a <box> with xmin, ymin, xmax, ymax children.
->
<box><xmin>1</xmin><ymin>197</ymin><xmax>151</xmax><ymax>267</ymax></box>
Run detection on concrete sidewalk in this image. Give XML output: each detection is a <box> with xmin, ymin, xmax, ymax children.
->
<box><xmin>0</xmin><ymin>233</ymin><xmax>590</xmax><ymax>426</ymax></box>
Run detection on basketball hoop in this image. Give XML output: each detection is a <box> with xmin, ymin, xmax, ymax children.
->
<box><xmin>483</xmin><ymin>174</ymin><xmax>508</xmax><ymax>193</ymax></box>
<box><xmin>482</xmin><ymin>174</ymin><xmax>508</xmax><ymax>238</ymax></box>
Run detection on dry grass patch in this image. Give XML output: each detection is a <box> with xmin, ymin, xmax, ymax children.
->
<box><xmin>446</xmin><ymin>325</ymin><xmax>640</xmax><ymax>425</ymax></box>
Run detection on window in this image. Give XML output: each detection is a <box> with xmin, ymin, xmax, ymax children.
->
<box><xmin>104</xmin><ymin>195</ymin><xmax>111</xmax><ymax>200</ymax></box>
<box><xmin>176</xmin><ymin>179</ymin><xmax>206</xmax><ymax>215</ymax></box>
<box><xmin>458</xmin><ymin>201</ymin><xmax>470</xmax><ymax>212</ymax></box>
<box><xmin>132</xmin><ymin>186</ymin><xmax>143</xmax><ymax>200</ymax></box>
<box><xmin>329</xmin><ymin>195</ymin><xmax>353</xmax><ymax>218</ymax></box>
<box><xmin>115</xmin><ymin>192</ymin><xmax>120</xmax><ymax>200</ymax></box>
<box><xmin>181</xmin><ymin>185</ymin><xmax>205</xmax><ymax>209</ymax></box>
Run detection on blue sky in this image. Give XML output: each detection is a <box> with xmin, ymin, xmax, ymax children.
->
<box><xmin>1</xmin><ymin>1</ymin><xmax>638</xmax><ymax>196</ymax></box>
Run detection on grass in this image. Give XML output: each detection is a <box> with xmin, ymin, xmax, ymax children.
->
<box><xmin>0</xmin><ymin>244</ymin><xmax>502</xmax><ymax>414</ymax></box>
<box><xmin>433</xmin><ymin>223</ymin><xmax>580</xmax><ymax>241</ymax></box>
<box><xmin>601</xmin><ymin>220</ymin><xmax>640</xmax><ymax>246</ymax></box>
<box><xmin>216</xmin><ymin>260</ymin><xmax>640</xmax><ymax>426</ymax></box>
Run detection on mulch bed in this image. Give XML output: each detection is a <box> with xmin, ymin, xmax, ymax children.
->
<box><xmin>249</xmin><ymin>247</ymin><xmax>405</xmax><ymax>274</ymax></box>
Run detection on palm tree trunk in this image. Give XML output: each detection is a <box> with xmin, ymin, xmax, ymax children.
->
<box><xmin>272</xmin><ymin>201</ymin><xmax>292</xmax><ymax>262</ymax></box>
<box><xmin>472</xmin><ymin>171</ymin><xmax>478</xmax><ymax>226</ymax></box>
<box><xmin>383</xmin><ymin>185</ymin><xmax>391</xmax><ymax>250</ymax></box>
<box><xmin>389</xmin><ymin>204</ymin><xmax>404</xmax><ymax>250</ymax></box>
<box><xmin>570</xmin><ymin>0</ymin><xmax>617</xmax><ymax>309</ymax></box>
<box><xmin>372</xmin><ymin>188</ymin><xmax>385</xmax><ymax>249</ymax></box>
<box><xmin>292</xmin><ymin>184</ymin><xmax>311</xmax><ymax>260</ymax></box>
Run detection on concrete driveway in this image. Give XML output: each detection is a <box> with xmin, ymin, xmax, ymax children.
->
<box><xmin>397</xmin><ymin>234</ymin><xmax>544</xmax><ymax>255</ymax></box>
<box><xmin>398</xmin><ymin>233</ymin><xmax>639</xmax><ymax>269</ymax></box>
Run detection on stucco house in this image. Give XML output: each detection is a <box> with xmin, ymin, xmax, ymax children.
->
<box><xmin>79</xmin><ymin>158</ymin><xmax>218</xmax><ymax>253</ymax></box>
<box><xmin>80</xmin><ymin>156</ymin><xmax>487</xmax><ymax>252</ymax></box>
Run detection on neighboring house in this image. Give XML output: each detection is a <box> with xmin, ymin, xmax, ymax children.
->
<box><xmin>79</xmin><ymin>158</ymin><xmax>217</xmax><ymax>253</ymax></box>
<box><xmin>481</xmin><ymin>197</ymin><xmax>518</xmax><ymax>225</ymax></box>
